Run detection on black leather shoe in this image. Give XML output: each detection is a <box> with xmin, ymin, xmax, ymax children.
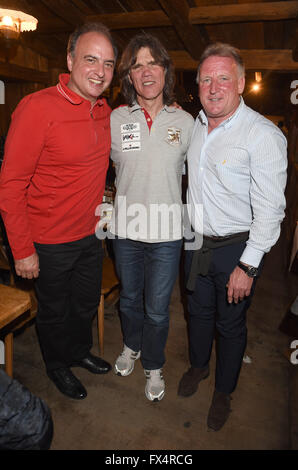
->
<box><xmin>47</xmin><ymin>367</ymin><xmax>87</xmax><ymax>400</ymax></box>
<box><xmin>207</xmin><ymin>390</ymin><xmax>232</xmax><ymax>431</ymax></box>
<box><xmin>72</xmin><ymin>353</ymin><xmax>112</xmax><ymax>374</ymax></box>
<box><xmin>178</xmin><ymin>366</ymin><xmax>209</xmax><ymax>397</ymax></box>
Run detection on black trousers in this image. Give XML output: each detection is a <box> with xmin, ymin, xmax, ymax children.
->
<box><xmin>34</xmin><ymin>235</ymin><xmax>103</xmax><ymax>372</ymax></box>
<box><xmin>185</xmin><ymin>240</ymin><xmax>259</xmax><ymax>394</ymax></box>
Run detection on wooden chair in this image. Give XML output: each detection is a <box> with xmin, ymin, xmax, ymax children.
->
<box><xmin>97</xmin><ymin>255</ymin><xmax>119</xmax><ymax>355</ymax></box>
<box><xmin>0</xmin><ymin>236</ymin><xmax>118</xmax><ymax>370</ymax></box>
<box><xmin>0</xmin><ymin>284</ymin><xmax>32</xmax><ymax>377</ymax></box>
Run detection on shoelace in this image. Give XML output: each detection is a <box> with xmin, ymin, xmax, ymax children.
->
<box><xmin>121</xmin><ymin>348</ymin><xmax>138</xmax><ymax>360</ymax></box>
<box><xmin>145</xmin><ymin>370</ymin><xmax>163</xmax><ymax>382</ymax></box>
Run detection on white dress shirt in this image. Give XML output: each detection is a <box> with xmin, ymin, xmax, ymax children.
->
<box><xmin>187</xmin><ymin>97</ymin><xmax>288</xmax><ymax>267</ymax></box>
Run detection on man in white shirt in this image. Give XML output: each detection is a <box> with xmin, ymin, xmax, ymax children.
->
<box><xmin>178</xmin><ymin>43</ymin><xmax>287</xmax><ymax>431</ymax></box>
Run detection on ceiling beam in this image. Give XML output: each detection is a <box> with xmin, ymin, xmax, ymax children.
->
<box><xmin>39</xmin><ymin>0</ymin><xmax>84</xmax><ymax>27</ymax></box>
<box><xmin>169</xmin><ymin>49</ymin><xmax>298</xmax><ymax>71</ymax></box>
<box><xmin>0</xmin><ymin>62</ymin><xmax>50</xmax><ymax>83</ymax></box>
<box><xmin>86</xmin><ymin>10</ymin><xmax>171</xmax><ymax>29</ymax></box>
<box><xmin>240</xmin><ymin>49</ymin><xmax>298</xmax><ymax>71</ymax></box>
<box><xmin>71</xmin><ymin>0</ymin><xmax>95</xmax><ymax>16</ymax></box>
<box><xmin>157</xmin><ymin>0</ymin><xmax>206</xmax><ymax>60</ymax></box>
<box><xmin>86</xmin><ymin>2</ymin><xmax>298</xmax><ymax>30</ymax></box>
<box><xmin>189</xmin><ymin>1</ymin><xmax>298</xmax><ymax>24</ymax></box>
<box><xmin>4</xmin><ymin>2</ymin><xmax>296</xmax><ymax>36</ymax></box>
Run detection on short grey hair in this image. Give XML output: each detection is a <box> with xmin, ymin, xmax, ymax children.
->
<box><xmin>196</xmin><ymin>42</ymin><xmax>245</xmax><ymax>83</ymax></box>
<box><xmin>67</xmin><ymin>22</ymin><xmax>118</xmax><ymax>61</ymax></box>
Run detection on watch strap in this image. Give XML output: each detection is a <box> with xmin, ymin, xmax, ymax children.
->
<box><xmin>237</xmin><ymin>262</ymin><xmax>258</xmax><ymax>277</ymax></box>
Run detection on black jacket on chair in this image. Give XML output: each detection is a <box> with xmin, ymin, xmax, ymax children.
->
<box><xmin>0</xmin><ymin>369</ymin><xmax>53</xmax><ymax>450</ymax></box>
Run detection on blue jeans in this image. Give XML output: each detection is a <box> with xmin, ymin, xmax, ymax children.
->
<box><xmin>113</xmin><ymin>238</ymin><xmax>182</xmax><ymax>370</ymax></box>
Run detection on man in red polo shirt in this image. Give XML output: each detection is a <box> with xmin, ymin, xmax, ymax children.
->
<box><xmin>0</xmin><ymin>23</ymin><xmax>117</xmax><ymax>400</ymax></box>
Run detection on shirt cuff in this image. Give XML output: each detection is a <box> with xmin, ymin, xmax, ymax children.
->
<box><xmin>12</xmin><ymin>246</ymin><xmax>36</xmax><ymax>261</ymax></box>
<box><xmin>239</xmin><ymin>246</ymin><xmax>264</xmax><ymax>268</ymax></box>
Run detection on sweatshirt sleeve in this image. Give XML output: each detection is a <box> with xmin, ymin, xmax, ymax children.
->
<box><xmin>0</xmin><ymin>94</ymin><xmax>48</xmax><ymax>260</ymax></box>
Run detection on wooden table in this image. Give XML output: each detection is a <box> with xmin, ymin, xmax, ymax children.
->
<box><xmin>0</xmin><ymin>284</ymin><xmax>32</xmax><ymax>377</ymax></box>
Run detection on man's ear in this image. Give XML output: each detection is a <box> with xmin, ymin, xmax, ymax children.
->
<box><xmin>238</xmin><ymin>75</ymin><xmax>245</xmax><ymax>94</ymax></box>
<box><xmin>67</xmin><ymin>53</ymin><xmax>73</xmax><ymax>73</ymax></box>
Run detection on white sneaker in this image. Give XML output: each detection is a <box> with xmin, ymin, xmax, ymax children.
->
<box><xmin>144</xmin><ymin>369</ymin><xmax>165</xmax><ymax>402</ymax></box>
<box><xmin>114</xmin><ymin>344</ymin><xmax>141</xmax><ymax>376</ymax></box>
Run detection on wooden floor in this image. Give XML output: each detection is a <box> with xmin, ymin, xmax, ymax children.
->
<box><xmin>1</xmin><ymin>228</ymin><xmax>297</xmax><ymax>452</ymax></box>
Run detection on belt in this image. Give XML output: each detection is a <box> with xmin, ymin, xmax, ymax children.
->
<box><xmin>203</xmin><ymin>233</ymin><xmax>244</xmax><ymax>242</ymax></box>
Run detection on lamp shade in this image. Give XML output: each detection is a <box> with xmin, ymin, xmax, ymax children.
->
<box><xmin>0</xmin><ymin>8</ymin><xmax>38</xmax><ymax>40</ymax></box>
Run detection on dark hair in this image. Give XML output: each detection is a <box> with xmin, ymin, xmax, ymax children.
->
<box><xmin>196</xmin><ymin>42</ymin><xmax>245</xmax><ymax>83</ymax></box>
<box><xmin>67</xmin><ymin>22</ymin><xmax>118</xmax><ymax>61</ymax></box>
<box><xmin>118</xmin><ymin>33</ymin><xmax>175</xmax><ymax>106</ymax></box>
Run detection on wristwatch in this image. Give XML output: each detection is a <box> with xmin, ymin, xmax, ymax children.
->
<box><xmin>237</xmin><ymin>262</ymin><xmax>258</xmax><ymax>278</ymax></box>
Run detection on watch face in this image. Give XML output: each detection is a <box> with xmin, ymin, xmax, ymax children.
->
<box><xmin>238</xmin><ymin>262</ymin><xmax>258</xmax><ymax>277</ymax></box>
<box><xmin>247</xmin><ymin>267</ymin><xmax>258</xmax><ymax>277</ymax></box>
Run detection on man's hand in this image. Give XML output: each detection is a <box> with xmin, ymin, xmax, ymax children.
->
<box><xmin>226</xmin><ymin>266</ymin><xmax>253</xmax><ymax>304</ymax></box>
<box><xmin>170</xmin><ymin>101</ymin><xmax>182</xmax><ymax>109</ymax></box>
<box><xmin>15</xmin><ymin>253</ymin><xmax>40</xmax><ymax>279</ymax></box>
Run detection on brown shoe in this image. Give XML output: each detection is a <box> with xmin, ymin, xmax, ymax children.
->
<box><xmin>207</xmin><ymin>390</ymin><xmax>232</xmax><ymax>431</ymax></box>
<box><xmin>177</xmin><ymin>366</ymin><xmax>209</xmax><ymax>397</ymax></box>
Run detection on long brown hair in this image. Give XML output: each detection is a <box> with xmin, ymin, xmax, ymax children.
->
<box><xmin>118</xmin><ymin>33</ymin><xmax>175</xmax><ymax>106</ymax></box>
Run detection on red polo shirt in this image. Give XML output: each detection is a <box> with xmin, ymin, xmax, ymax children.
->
<box><xmin>0</xmin><ymin>74</ymin><xmax>111</xmax><ymax>260</ymax></box>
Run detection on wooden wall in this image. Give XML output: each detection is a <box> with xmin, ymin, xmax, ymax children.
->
<box><xmin>284</xmin><ymin>108</ymin><xmax>298</xmax><ymax>269</ymax></box>
<box><xmin>0</xmin><ymin>82</ymin><xmax>44</xmax><ymax>136</ymax></box>
<box><xmin>0</xmin><ymin>41</ymin><xmax>66</xmax><ymax>136</ymax></box>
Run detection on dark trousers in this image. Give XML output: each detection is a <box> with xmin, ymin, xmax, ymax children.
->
<box><xmin>185</xmin><ymin>240</ymin><xmax>258</xmax><ymax>394</ymax></box>
<box><xmin>34</xmin><ymin>235</ymin><xmax>103</xmax><ymax>372</ymax></box>
<box><xmin>113</xmin><ymin>237</ymin><xmax>182</xmax><ymax>370</ymax></box>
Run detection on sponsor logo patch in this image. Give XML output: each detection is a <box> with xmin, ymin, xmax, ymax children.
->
<box><xmin>122</xmin><ymin>141</ymin><xmax>141</xmax><ymax>152</ymax></box>
<box><xmin>122</xmin><ymin>132</ymin><xmax>140</xmax><ymax>142</ymax></box>
<box><xmin>121</xmin><ymin>122</ymin><xmax>140</xmax><ymax>133</ymax></box>
<box><xmin>166</xmin><ymin>127</ymin><xmax>181</xmax><ymax>146</ymax></box>
<box><xmin>121</xmin><ymin>123</ymin><xmax>141</xmax><ymax>151</ymax></box>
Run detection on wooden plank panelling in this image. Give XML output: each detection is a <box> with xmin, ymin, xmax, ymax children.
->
<box><xmin>86</xmin><ymin>2</ymin><xmax>298</xmax><ymax>29</ymax></box>
<box><xmin>158</xmin><ymin>0</ymin><xmax>206</xmax><ymax>60</ymax></box>
<box><xmin>292</xmin><ymin>20</ymin><xmax>298</xmax><ymax>61</ymax></box>
<box><xmin>170</xmin><ymin>49</ymin><xmax>298</xmax><ymax>71</ymax></box>
<box><xmin>189</xmin><ymin>1</ymin><xmax>298</xmax><ymax>24</ymax></box>
<box><xmin>86</xmin><ymin>10</ymin><xmax>171</xmax><ymax>29</ymax></box>
<box><xmin>0</xmin><ymin>63</ymin><xmax>49</xmax><ymax>83</ymax></box>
